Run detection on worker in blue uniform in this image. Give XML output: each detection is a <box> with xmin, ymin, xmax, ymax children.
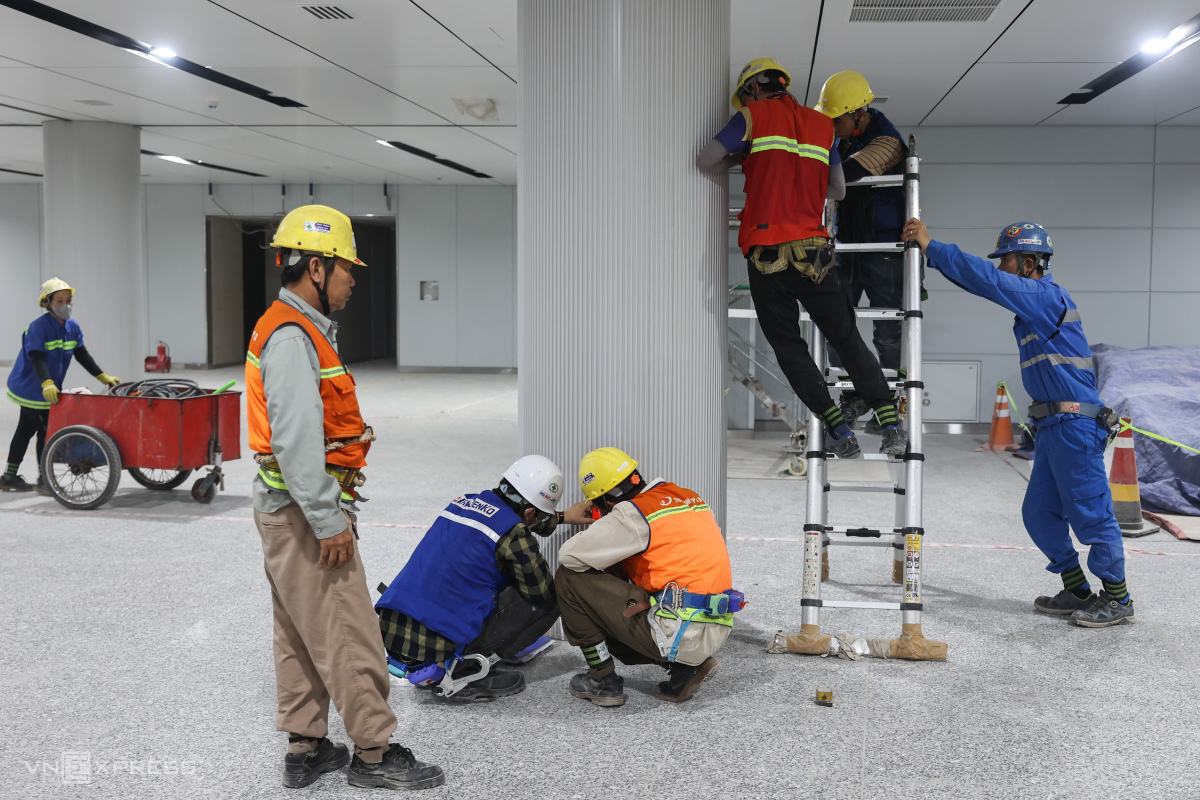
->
<box><xmin>902</xmin><ymin>217</ymin><xmax>1134</xmax><ymax>628</ymax></box>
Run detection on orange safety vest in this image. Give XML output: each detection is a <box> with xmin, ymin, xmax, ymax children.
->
<box><xmin>738</xmin><ymin>94</ymin><xmax>834</xmax><ymax>255</ymax></box>
<box><xmin>625</xmin><ymin>482</ymin><xmax>732</xmax><ymax>595</ymax></box>
<box><xmin>245</xmin><ymin>300</ymin><xmax>369</xmax><ymax>469</ymax></box>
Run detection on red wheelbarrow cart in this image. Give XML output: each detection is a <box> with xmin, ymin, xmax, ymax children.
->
<box><xmin>40</xmin><ymin>380</ymin><xmax>240</xmax><ymax>510</ymax></box>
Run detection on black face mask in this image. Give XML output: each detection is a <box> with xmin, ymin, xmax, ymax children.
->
<box><xmin>528</xmin><ymin>511</ymin><xmax>558</xmax><ymax>536</ymax></box>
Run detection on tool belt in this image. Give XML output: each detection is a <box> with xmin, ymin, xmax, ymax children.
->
<box><xmin>254</xmin><ymin>453</ymin><xmax>366</xmax><ymax>501</ymax></box>
<box><xmin>749</xmin><ymin>237</ymin><xmax>835</xmax><ymax>283</ymax></box>
<box><xmin>641</xmin><ymin>582</ymin><xmax>745</xmax><ymax>663</ymax></box>
<box><xmin>1028</xmin><ymin>401</ymin><xmax>1118</xmax><ymax>430</ymax></box>
<box><xmin>325</xmin><ymin>426</ymin><xmax>376</xmax><ymax>453</ymax></box>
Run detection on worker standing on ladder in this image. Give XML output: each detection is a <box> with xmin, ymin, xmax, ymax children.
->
<box><xmin>698</xmin><ymin>58</ymin><xmax>905</xmax><ymax>457</ymax></box>
<box><xmin>902</xmin><ymin>217</ymin><xmax>1135</xmax><ymax>628</ymax></box>
<box><xmin>3</xmin><ymin>278</ymin><xmax>120</xmax><ymax>493</ymax></box>
<box><xmin>376</xmin><ymin>455</ymin><xmax>592</xmax><ymax>702</ymax></box>
<box><xmin>556</xmin><ymin>448</ymin><xmax>740</xmax><ymax>705</ymax></box>
<box><xmin>246</xmin><ymin>205</ymin><xmax>445</xmax><ymax>790</ymax></box>
<box><xmin>815</xmin><ymin>70</ymin><xmax>910</xmax><ymax>433</ymax></box>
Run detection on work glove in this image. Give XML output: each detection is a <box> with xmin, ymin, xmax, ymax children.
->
<box><xmin>97</xmin><ymin>373</ymin><xmax>120</xmax><ymax>387</ymax></box>
<box><xmin>41</xmin><ymin>380</ymin><xmax>59</xmax><ymax>405</ymax></box>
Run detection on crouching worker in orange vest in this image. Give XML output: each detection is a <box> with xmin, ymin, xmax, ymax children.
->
<box><xmin>556</xmin><ymin>447</ymin><xmax>744</xmax><ymax>706</ymax></box>
<box><xmin>246</xmin><ymin>205</ymin><xmax>444</xmax><ymax>792</ymax></box>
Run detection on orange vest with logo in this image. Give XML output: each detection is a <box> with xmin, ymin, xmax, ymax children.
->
<box><xmin>245</xmin><ymin>300</ymin><xmax>369</xmax><ymax>469</ymax></box>
<box><xmin>625</xmin><ymin>482</ymin><xmax>732</xmax><ymax>595</ymax></box>
<box><xmin>738</xmin><ymin>94</ymin><xmax>834</xmax><ymax>254</ymax></box>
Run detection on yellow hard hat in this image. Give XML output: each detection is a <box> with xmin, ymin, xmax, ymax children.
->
<box><xmin>732</xmin><ymin>57</ymin><xmax>793</xmax><ymax>109</ymax></box>
<box><xmin>814</xmin><ymin>70</ymin><xmax>875</xmax><ymax>118</ymax></box>
<box><xmin>270</xmin><ymin>204</ymin><xmax>366</xmax><ymax>267</ymax></box>
<box><xmin>38</xmin><ymin>277</ymin><xmax>74</xmax><ymax>307</ymax></box>
<box><xmin>578</xmin><ymin>447</ymin><xmax>639</xmax><ymax>501</ymax></box>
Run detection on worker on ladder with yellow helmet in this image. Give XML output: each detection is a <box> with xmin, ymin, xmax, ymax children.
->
<box><xmin>555</xmin><ymin>447</ymin><xmax>744</xmax><ymax>706</ymax></box>
<box><xmin>245</xmin><ymin>205</ymin><xmax>444</xmax><ymax>791</ymax></box>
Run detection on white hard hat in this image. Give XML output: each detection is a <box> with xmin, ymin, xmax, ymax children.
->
<box><xmin>502</xmin><ymin>455</ymin><xmax>564</xmax><ymax>514</ymax></box>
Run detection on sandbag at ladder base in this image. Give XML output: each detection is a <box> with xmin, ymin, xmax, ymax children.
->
<box><xmin>980</xmin><ymin>383</ymin><xmax>1015</xmax><ymax>451</ymax></box>
<box><xmin>888</xmin><ymin>623</ymin><xmax>948</xmax><ymax>661</ymax></box>
<box><xmin>1109</xmin><ymin>418</ymin><xmax>1159</xmax><ymax>538</ymax></box>
<box><xmin>768</xmin><ymin>624</ymin><xmax>831</xmax><ymax>655</ymax></box>
<box><xmin>768</xmin><ymin>623</ymin><xmax>947</xmax><ymax>661</ymax></box>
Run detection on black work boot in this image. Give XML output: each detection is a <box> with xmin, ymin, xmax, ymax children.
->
<box><xmin>837</xmin><ymin>393</ymin><xmax>868</xmax><ymax>432</ymax></box>
<box><xmin>434</xmin><ymin>670</ymin><xmax>525</xmax><ymax>703</ymax></box>
<box><xmin>569</xmin><ymin>670</ymin><xmax>626</xmax><ymax>707</ymax></box>
<box><xmin>656</xmin><ymin>657</ymin><xmax>718</xmax><ymax>703</ymax></box>
<box><xmin>346</xmin><ymin>743</ymin><xmax>445</xmax><ymax>791</ymax></box>
<box><xmin>1033</xmin><ymin>588</ymin><xmax>1095</xmax><ymax>617</ymax></box>
<box><xmin>282</xmin><ymin>737</ymin><xmax>350</xmax><ymax>789</ymax></box>
<box><xmin>0</xmin><ymin>474</ymin><xmax>34</xmax><ymax>492</ymax></box>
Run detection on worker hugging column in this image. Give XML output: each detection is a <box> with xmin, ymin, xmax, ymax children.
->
<box><xmin>518</xmin><ymin>0</ymin><xmax>730</xmax><ymax>562</ymax></box>
<box><xmin>42</xmin><ymin>121</ymin><xmax>145</xmax><ymax>381</ymax></box>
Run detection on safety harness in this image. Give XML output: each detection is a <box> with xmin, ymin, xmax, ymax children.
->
<box><xmin>650</xmin><ymin>583</ymin><xmax>747</xmax><ymax>663</ymax></box>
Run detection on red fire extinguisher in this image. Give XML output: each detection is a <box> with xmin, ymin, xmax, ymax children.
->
<box><xmin>144</xmin><ymin>341</ymin><xmax>172</xmax><ymax>373</ymax></box>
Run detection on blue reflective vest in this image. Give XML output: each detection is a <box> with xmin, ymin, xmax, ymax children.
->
<box><xmin>926</xmin><ymin>241</ymin><xmax>1101</xmax><ymax>418</ymax></box>
<box><xmin>6</xmin><ymin>314</ymin><xmax>83</xmax><ymax>410</ymax></box>
<box><xmin>837</xmin><ymin>108</ymin><xmax>906</xmax><ymax>242</ymax></box>
<box><xmin>375</xmin><ymin>490</ymin><xmax>519</xmax><ymax>650</ymax></box>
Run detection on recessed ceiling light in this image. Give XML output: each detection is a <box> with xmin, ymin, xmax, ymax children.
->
<box><xmin>149</xmin><ymin>45</ymin><xmax>176</xmax><ymax>59</ymax></box>
<box><xmin>141</xmin><ymin>149</ymin><xmax>267</xmax><ymax>177</ymax></box>
<box><xmin>1061</xmin><ymin>11</ymin><xmax>1200</xmax><ymax>105</ymax></box>
<box><xmin>376</xmin><ymin>139</ymin><xmax>491</xmax><ymax>179</ymax></box>
<box><xmin>156</xmin><ymin>155</ymin><xmax>190</xmax><ymax>165</ymax></box>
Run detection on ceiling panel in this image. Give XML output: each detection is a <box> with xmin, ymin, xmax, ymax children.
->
<box><xmin>924</xmin><ymin>61</ymin><xmax>1120</xmax><ymax>125</ymax></box>
<box><xmin>414</xmin><ymin>0</ymin><xmax>519</xmax><ymax>69</ymax></box>
<box><xmin>0</xmin><ymin>66</ymin><xmax>221</xmax><ymax>126</ymax></box>
<box><xmin>467</xmin><ymin>125</ymin><xmax>518</xmax><ymax>153</ymax></box>
<box><xmin>353</xmin><ymin>65</ymin><xmax>519</xmax><ymax>125</ymax></box>
<box><xmin>1161</xmin><ymin>105</ymin><xmax>1200</xmax><ymax>125</ymax></box>
<box><xmin>1045</xmin><ymin>53</ymin><xmax>1200</xmax><ymax>125</ymax></box>
<box><xmin>731</xmin><ymin>0</ymin><xmax>821</xmax><ymax>99</ymax></box>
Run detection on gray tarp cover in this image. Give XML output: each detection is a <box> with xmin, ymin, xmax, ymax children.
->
<box><xmin>1093</xmin><ymin>345</ymin><xmax>1200</xmax><ymax>516</ymax></box>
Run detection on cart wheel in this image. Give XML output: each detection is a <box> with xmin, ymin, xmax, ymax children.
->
<box><xmin>191</xmin><ymin>476</ymin><xmax>217</xmax><ymax>504</ymax></box>
<box><xmin>40</xmin><ymin>425</ymin><xmax>122</xmax><ymax>510</ymax></box>
<box><xmin>128</xmin><ymin>468</ymin><xmax>193</xmax><ymax>491</ymax></box>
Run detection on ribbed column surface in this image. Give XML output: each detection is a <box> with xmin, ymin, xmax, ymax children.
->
<box><xmin>42</xmin><ymin>121</ymin><xmax>145</xmax><ymax>380</ymax></box>
<box><xmin>519</xmin><ymin>0</ymin><xmax>730</xmax><ymax>575</ymax></box>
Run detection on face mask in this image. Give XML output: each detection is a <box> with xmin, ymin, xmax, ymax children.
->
<box><xmin>529</xmin><ymin>511</ymin><xmax>558</xmax><ymax>537</ymax></box>
<box><xmin>51</xmin><ymin>304</ymin><xmax>72</xmax><ymax>321</ymax></box>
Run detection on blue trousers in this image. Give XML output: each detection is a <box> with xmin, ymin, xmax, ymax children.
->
<box><xmin>1021</xmin><ymin>416</ymin><xmax>1126</xmax><ymax>584</ymax></box>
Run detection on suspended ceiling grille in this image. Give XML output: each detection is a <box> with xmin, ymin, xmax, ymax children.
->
<box><xmin>849</xmin><ymin>0</ymin><xmax>1001</xmax><ymax>23</ymax></box>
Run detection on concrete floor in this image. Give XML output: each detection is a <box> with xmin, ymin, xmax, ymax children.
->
<box><xmin>1</xmin><ymin>364</ymin><xmax>1198</xmax><ymax>800</ymax></box>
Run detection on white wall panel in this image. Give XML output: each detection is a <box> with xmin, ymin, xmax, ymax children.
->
<box><xmin>915</xmin><ymin>127</ymin><xmax>1154</xmax><ymax>164</ymax></box>
<box><xmin>1154</xmin><ymin>127</ymin><xmax>1200</xmax><ymax>163</ymax></box>
<box><xmin>1150</xmin><ymin>228</ymin><xmax>1200</xmax><ymax>292</ymax></box>
<box><xmin>1153</xmin><ymin>165</ymin><xmax>1200</xmax><ymax>228</ymax></box>
<box><xmin>924</xmin><ymin>291</ymin><xmax>1017</xmax><ymax>356</ymax></box>
<box><xmin>456</xmin><ymin>187</ymin><xmax>515</xmax><ymax>368</ymax></box>
<box><xmin>146</xmin><ymin>185</ymin><xmax>207</xmax><ymax>366</ymax></box>
<box><xmin>1071</xmin><ymin>292</ymin><xmax>1150</xmax><ymax>349</ymax></box>
<box><xmin>0</xmin><ymin>184</ymin><xmax>42</xmax><ymax>364</ymax></box>
<box><xmin>1149</xmin><ymin>293</ymin><xmax>1200</xmax><ymax>346</ymax></box>
<box><xmin>396</xmin><ymin>186</ymin><xmax>458</xmax><ymax>366</ymax></box>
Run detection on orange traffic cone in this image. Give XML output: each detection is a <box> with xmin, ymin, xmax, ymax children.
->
<box><xmin>981</xmin><ymin>383</ymin><xmax>1015</xmax><ymax>451</ymax></box>
<box><xmin>1109</xmin><ymin>418</ymin><xmax>1159</xmax><ymax>538</ymax></box>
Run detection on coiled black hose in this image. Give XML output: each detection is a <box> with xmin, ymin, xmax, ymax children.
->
<box><xmin>110</xmin><ymin>379</ymin><xmax>205</xmax><ymax>399</ymax></box>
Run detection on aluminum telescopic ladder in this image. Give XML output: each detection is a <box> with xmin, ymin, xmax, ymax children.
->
<box><xmin>726</xmin><ymin>135</ymin><xmax>947</xmax><ymax>661</ymax></box>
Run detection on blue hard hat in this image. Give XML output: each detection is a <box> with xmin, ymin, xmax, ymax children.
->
<box><xmin>988</xmin><ymin>221</ymin><xmax>1054</xmax><ymax>259</ymax></box>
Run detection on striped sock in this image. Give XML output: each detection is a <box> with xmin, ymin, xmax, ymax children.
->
<box><xmin>1102</xmin><ymin>579</ymin><xmax>1130</xmax><ymax>605</ymax></box>
<box><xmin>873</xmin><ymin>402</ymin><xmax>900</xmax><ymax>430</ymax></box>
<box><xmin>4</xmin><ymin>462</ymin><xmax>17</xmax><ymax>478</ymax></box>
<box><xmin>580</xmin><ymin>642</ymin><xmax>614</xmax><ymax>675</ymax></box>
<box><xmin>821</xmin><ymin>404</ymin><xmax>846</xmax><ymax>430</ymax></box>
<box><xmin>1061</xmin><ymin>566</ymin><xmax>1092</xmax><ymax>599</ymax></box>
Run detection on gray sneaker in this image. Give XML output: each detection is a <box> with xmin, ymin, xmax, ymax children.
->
<box><xmin>1034</xmin><ymin>588</ymin><xmax>1095</xmax><ymax>617</ymax></box>
<box><xmin>569</xmin><ymin>670</ymin><xmax>626</xmax><ymax>707</ymax></box>
<box><xmin>837</xmin><ymin>394</ymin><xmax>868</xmax><ymax>432</ymax></box>
<box><xmin>826</xmin><ymin>430</ymin><xmax>862</xmax><ymax>459</ymax></box>
<box><xmin>879</xmin><ymin>426</ymin><xmax>907</xmax><ymax>457</ymax></box>
<box><xmin>1071</xmin><ymin>591</ymin><xmax>1135</xmax><ymax>628</ymax></box>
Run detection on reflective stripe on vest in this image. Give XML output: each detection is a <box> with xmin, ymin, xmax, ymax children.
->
<box><xmin>1020</xmin><ymin>353</ymin><xmax>1094</xmax><ymax>371</ymax></box>
<box><xmin>245</xmin><ymin>300</ymin><xmax>369</xmax><ymax>470</ymax></box>
<box><xmin>748</xmin><ymin>135</ymin><xmax>830</xmax><ymax>164</ymax></box>
<box><xmin>6</xmin><ymin>388</ymin><xmax>51</xmax><ymax>410</ymax></box>
<box><xmin>258</xmin><ymin>463</ymin><xmax>355</xmax><ymax>502</ymax></box>
<box><xmin>625</xmin><ymin>482</ymin><xmax>732</xmax><ymax>599</ymax></box>
<box><xmin>42</xmin><ymin>339</ymin><xmax>79</xmax><ymax>351</ymax></box>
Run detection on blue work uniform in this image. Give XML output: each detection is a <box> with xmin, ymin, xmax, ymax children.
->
<box><xmin>6</xmin><ymin>313</ymin><xmax>83</xmax><ymax>410</ymax></box>
<box><xmin>925</xmin><ymin>241</ymin><xmax>1125</xmax><ymax>584</ymax></box>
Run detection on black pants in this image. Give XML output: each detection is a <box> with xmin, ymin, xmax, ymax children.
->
<box><xmin>747</xmin><ymin>260</ymin><xmax>893</xmax><ymax>415</ymax></box>
<box><xmin>836</xmin><ymin>251</ymin><xmax>903</xmax><ymax>371</ymax></box>
<box><xmin>6</xmin><ymin>407</ymin><xmax>49</xmax><ymax>471</ymax></box>
<box><xmin>465</xmin><ymin>587</ymin><xmax>559</xmax><ymax>660</ymax></box>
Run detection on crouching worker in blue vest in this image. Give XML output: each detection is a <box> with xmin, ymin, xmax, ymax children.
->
<box><xmin>375</xmin><ymin>455</ymin><xmax>594</xmax><ymax>702</ymax></box>
<box><xmin>902</xmin><ymin>217</ymin><xmax>1134</xmax><ymax>627</ymax></box>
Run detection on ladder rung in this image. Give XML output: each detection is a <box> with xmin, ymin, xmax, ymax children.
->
<box><xmin>858</xmin><ymin>453</ymin><xmax>901</xmax><ymax>462</ymax></box>
<box><xmin>828</xmin><ymin>380</ymin><xmax>903</xmax><ymax>390</ymax></box>
<box><xmin>853</xmin><ymin>308</ymin><xmax>903</xmax><ymax>318</ymax></box>
<box><xmin>829</xmin><ymin>368</ymin><xmax>901</xmax><ymax>378</ymax></box>
<box><xmin>826</xmin><ymin>526</ymin><xmax>902</xmax><ymax>536</ymax></box>
<box><xmin>825</xmin><ymin>539</ymin><xmax>895</xmax><ymax>548</ymax></box>
<box><xmin>821</xmin><ymin>600</ymin><xmax>903</xmax><ymax>610</ymax></box>
<box><xmin>847</xmin><ymin>175</ymin><xmax>904</xmax><ymax>188</ymax></box>
<box><xmin>833</xmin><ymin>241</ymin><xmax>904</xmax><ymax>253</ymax></box>
<box><xmin>825</xmin><ymin>481</ymin><xmax>897</xmax><ymax>493</ymax></box>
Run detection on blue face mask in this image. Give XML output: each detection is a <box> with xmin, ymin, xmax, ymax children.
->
<box><xmin>51</xmin><ymin>303</ymin><xmax>72</xmax><ymax>321</ymax></box>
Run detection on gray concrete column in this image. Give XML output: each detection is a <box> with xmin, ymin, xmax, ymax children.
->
<box><xmin>518</xmin><ymin>0</ymin><xmax>730</xmax><ymax>551</ymax></box>
<box><xmin>42</xmin><ymin>121</ymin><xmax>145</xmax><ymax>381</ymax></box>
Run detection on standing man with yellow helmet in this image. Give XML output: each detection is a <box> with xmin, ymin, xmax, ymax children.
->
<box><xmin>698</xmin><ymin>58</ymin><xmax>905</xmax><ymax>457</ymax></box>
<box><xmin>815</xmin><ymin>70</ymin><xmax>914</xmax><ymax>433</ymax></box>
<box><xmin>245</xmin><ymin>205</ymin><xmax>444</xmax><ymax>791</ymax></box>
<box><xmin>555</xmin><ymin>447</ymin><xmax>742</xmax><ymax>706</ymax></box>
<box><xmin>3</xmin><ymin>278</ymin><xmax>119</xmax><ymax>492</ymax></box>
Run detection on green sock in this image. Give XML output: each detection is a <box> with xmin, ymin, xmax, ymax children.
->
<box><xmin>1102</xmin><ymin>579</ymin><xmax>1130</xmax><ymax>604</ymax></box>
<box><xmin>1061</xmin><ymin>566</ymin><xmax>1091</xmax><ymax>599</ymax></box>
<box><xmin>580</xmin><ymin>642</ymin><xmax>613</xmax><ymax>675</ymax></box>
<box><xmin>4</xmin><ymin>462</ymin><xmax>18</xmax><ymax>478</ymax></box>
<box><xmin>821</xmin><ymin>405</ymin><xmax>846</xmax><ymax>429</ymax></box>
<box><xmin>873</xmin><ymin>402</ymin><xmax>900</xmax><ymax>429</ymax></box>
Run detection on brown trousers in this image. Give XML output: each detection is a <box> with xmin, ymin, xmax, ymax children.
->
<box><xmin>255</xmin><ymin>503</ymin><xmax>395</xmax><ymax>761</ymax></box>
<box><xmin>554</xmin><ymin>566</ymin><xmax>664</xmax><ymax>669</ymax></box>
